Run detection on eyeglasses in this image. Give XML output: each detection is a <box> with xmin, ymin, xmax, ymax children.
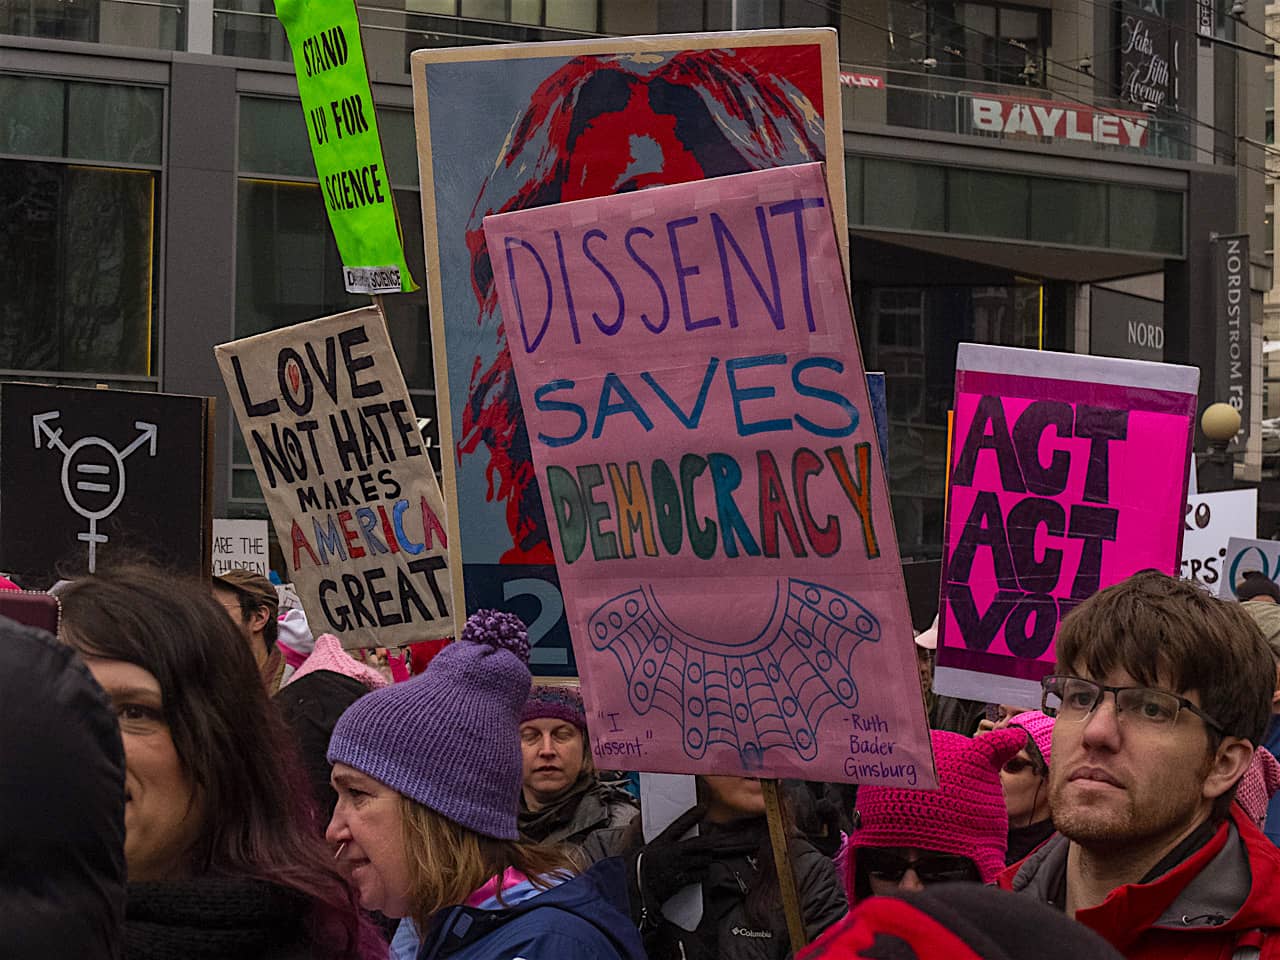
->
<box><xmin>1040</xmin><ymin>675</ymin><xmax>1225</xmax><ymax>734</ymax></box>
<box><xmin>858</xmin><ymin>849</ymin><xmax>980</xmax><ymax>885</ymax></box>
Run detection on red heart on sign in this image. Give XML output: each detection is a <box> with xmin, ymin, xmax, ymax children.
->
<box><xmin>287</xmin><ymin>361</ymin><xmax>301</xmax><ymax>395</ymax></box>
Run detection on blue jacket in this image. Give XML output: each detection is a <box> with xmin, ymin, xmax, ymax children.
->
<box><xmin>1264</xmin><ymin>716</ymin><xmax>1280</xmax><ymax>848</ymax></box>
<box><xmin>415</xmin><ymin>859</ymin><xmax>646</xmax><ymax>960</ymax></box>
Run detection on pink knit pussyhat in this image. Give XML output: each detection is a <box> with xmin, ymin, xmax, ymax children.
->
<box><xmin>1008</xmin><ymin>710</ymin><xmax>1055</xmax><ymax>766</ymax></box>
<box><xmin>847</xmin><ymin>727</ymin><xmax>1027</xmax><ymax>895</ymax></box>
<box><xmin>1235</xmin><ymin>746</ymin><xmax>1280</xmax><ymax>829</ymax></box>
<box><xmin>285</xmin><ymin>633</ymin><xmax>387</xmax><ymax>690</ymax></box>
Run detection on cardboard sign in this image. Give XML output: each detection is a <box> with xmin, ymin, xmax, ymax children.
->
<box><xmin>1219</xmin><ymin>536</ymin><xmax>1280</xmax><ymax>599</ymax></box>
<box><xmin>412</xmin><ymin>29</ymin><xmax>845</xmax><ymax>676</ymax></box>
<box><xmin>212</xmin><ymin>518</ymin><xmax>271</xmax><ymax>576</ymax></box>
<box><xmin>486</xmin><ymin>163</ymin><xmax>933</xmax><ymax>786</ymax></box>
<box><xmin>275</xmin><ymin>0</ymin><xmax>417</xmax><ymax>294</ymax></box>
<box><xmin>215</xmin><ymin>306</ymin><xmax>452</xmax><ymax>649</ymax></box>
<box><xmin>1179</xmin><ymin>490</ymin><xmax>1256</xmax><ymax>589</ymax></box>
<box><xmin>936</xmin><ymin>345</ymin><xmax>1198</xmax><ymax>706</ymax></box>
<box><xmin>0</xmin><ymin>382</ymin><xmax>213</xmax><ymax>580</ymax></box>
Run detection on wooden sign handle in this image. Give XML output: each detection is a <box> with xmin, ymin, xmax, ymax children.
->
<box><xmin>762</xmin><ymin>778</ymin><xmax>809</xmax><ymax>954</ymax></box>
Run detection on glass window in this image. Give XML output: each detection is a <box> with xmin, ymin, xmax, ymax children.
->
<box><xmin>1108</xmin><ymin>185</ymin><xmax>1183</xmax><ymax>255</ymax></box>
<box><xmin>235</xmin><ymin>180</ymin><xmax>433</xmax><ymax>390</ymax></box>
<box><xmin>213</xmin><ymin>0</ymin><xmax>290</xmax><ymax>61</ymax></box>
<box><xmin>602</xmin><ymin>1</ymin><xmax>658</xmax><ymax>32</ymax></box>
<box><xmin>0</xmin><ymin>160</ymin><xmax>157</xmax><ymax>375</ymax></box>
<box><xmin>0</xmin><ymin>75</ymin><xmax>64</xmax><ymax>158</ymax></box>
<box><xmin>0</xmin><ymin>0</ymin><xmax>98</xmax><ymax>43</ymax></box>
<box><xmin>863</xmin><ymin>158</ymin><xmax>945</xmax><ymax>232</ymax></box>
<box><xmin>0</xmin><ymin>76</ymin><xmax>162</xmax><ymax>165</ymax></box>
<box><xmin>1029</xmin><ymin>178</ymin><xmax>1106</xmax><ymax>247</ymax></box>
<box><xmin>239</xmin><ymin>97</ymin><xmax>314</xmax><ymax>178</ymax></box>
<box><xmin>235</xmin><ymin>179</ymin><xmax>352</xmax><ymax>337</ymax></box>
<box><xmin>886</xmin><ymin>0</ymin><xmax>928</xmax><ymax>69</ymax></box>
<box><xmin>512</xmin><ymin>0</ymin><xmax>543</xmax><ymax>23</ymax></box>
<box><xmin>461</xmin><ymin>0</ymin><xmax>509</xmax><ymax>20</ymax></box>
<box><xmin>998</xmin><ymin>8</ymin><xmax>1043</xmax><ymax>85</ymax></box>
<box><xmin>379</xmin><ymin>109</ymin><xmax>420</xmax><ymax>189</ymax></box>
<box><xmin>67</xmin><ymin>83</ymin><xmax>164</xmax><ymax>165</ymax></box>
<box><xmin>846</xmin><ymin>155</ymin><xmax>864</xmax><ymax>225</ymax></box>
<box><xmin>949</xmin><ymin>168</ymin><xmax>1027</xmax><ymax>239</ymax></box>
<box><xmin>240</xmin><ymin>98</ymin><xmax>418</xmax><ymax>187</ymax></box>
<box><xmin>545</xmin><ymin>0</ymin><xmax>597</xmax><ymax>30</ymax></box>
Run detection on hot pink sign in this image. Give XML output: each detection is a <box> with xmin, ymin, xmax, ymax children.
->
<box><xmin>484</xmin><ymin>163</ymin><xmax>933</xmax><ymax>786</ymax></box>
<box><xmin>936</xmin><ymin>345</ymin><xmax>1198</xmax><ymax>706</ymax></box>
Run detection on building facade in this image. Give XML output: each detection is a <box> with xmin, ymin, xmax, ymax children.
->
<box><xmin>0</xmin><ymin>0</ymin><xmax>1268</xmax><ymax>560</ymax></box>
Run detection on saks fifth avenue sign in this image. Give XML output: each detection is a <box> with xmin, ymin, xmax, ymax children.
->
<box><xmin>969</xmin><ymin>94</ymin><xmax>1150</xmax><ymax>149</ymax></box>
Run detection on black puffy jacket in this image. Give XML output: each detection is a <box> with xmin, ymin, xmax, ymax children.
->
<box><xmin>0</xmin><ymin>615</ymin><xmax>127</xmax><ymax>959</ymax></box>
<box><xmin>585</xmin><ymin>817</ymin><xmax>847</xmax><ymax>960</ymax></box>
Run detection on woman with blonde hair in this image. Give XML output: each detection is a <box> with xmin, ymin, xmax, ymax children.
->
<box><xmin>325</xmin><ymin>609</ymin><xmax>644</xmax><ymax>960</ymax></box>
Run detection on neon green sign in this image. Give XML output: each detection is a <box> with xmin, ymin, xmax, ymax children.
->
<box><xmin>276</xmin><ymin>0</ymin><xmax>418</xmax><ymax>294</ymax></box>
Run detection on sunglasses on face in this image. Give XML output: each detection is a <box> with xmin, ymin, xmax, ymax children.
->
<box><xmin>859</xmin><ymin>849</ymin><xmax>980</xmax><ymax>884</ymax></box>
<box><xmin>1002</xmin><ymin>756</ymin><xmax>1044</xmax><ymax>776</ymax></box>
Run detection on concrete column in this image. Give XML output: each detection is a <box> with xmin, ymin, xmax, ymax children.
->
<box><xmin>162</xmin><ymin>59</ymin><xmax>237</xmax><ymax>515</ymax></box>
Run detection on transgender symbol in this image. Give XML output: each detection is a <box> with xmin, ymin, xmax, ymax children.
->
<box><xmin>32</xmin><ymin>411</ymin><xmax>158</xmax><ymax>573</ymax></box>
<box><xmin>589</xmin><ymin>579</ymin><xmax>880</xmax><ymax>769</ymax></box>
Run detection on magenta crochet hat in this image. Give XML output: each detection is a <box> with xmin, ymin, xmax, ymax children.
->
<box><xmin>522</xmin><ymin>684</ymin><xmax>586</xmax><ymax>730</ymax></box>
<box><xmin>287</xmin><ymin>633</ymin><xmax>387</xmax><ymax>690</ymax></box>
<box><xmin>327</xmin><ymin>609</ymin><xmax>531</xmax><ymax>840</ymax></box>
<box><xmin>849</xmin><ymin>728</ymin><xmax>1027</xmax><ymax>887</ymax></box>
<box><xmin>1236</xmin><ymin>746</ymin><xmax>1280</xmax><ymax>828</ymax></box>
<box><xmin>1009</xmin><ymin>710</ymin><xmax>1055</xmax><ymax>767</ymax></box>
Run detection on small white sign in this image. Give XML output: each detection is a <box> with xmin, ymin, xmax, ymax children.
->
<box><xmin>1179</xmin><ymin>489</ymin><xmax>1256</xmax><ymax>589</ymax></box>
<box><xmin>342</xmin><ymin>264</ymin><xmax>402</xmax><ymax>294</ymax></box>
<box><xmin>212</xmin><ymin>518</ymin><xmax>270</xmax><ymax>576</ymax></box>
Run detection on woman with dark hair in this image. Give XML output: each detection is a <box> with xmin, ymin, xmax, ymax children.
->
<box><xmin>58</xmin><ymin>566</ymin><xmax>385</xmax><ymax>960</ymax></box>
<box><xmin>583</xmin><ymin>775</ymin><xmax>847</xmax><ymax>960</ymax></box>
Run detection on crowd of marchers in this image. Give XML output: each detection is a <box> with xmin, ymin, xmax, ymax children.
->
<box><xmin>7</xmin><ymin>562</ymin><xmax>1280</xmax><ymax>960</ymax></box>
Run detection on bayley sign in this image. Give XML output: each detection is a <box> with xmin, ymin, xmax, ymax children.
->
<box><xmin>968</xmin><ymin>94</ymin><xmax>1150</xmax><ymax>149</ymax></box>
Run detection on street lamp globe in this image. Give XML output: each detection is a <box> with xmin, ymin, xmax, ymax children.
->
<box><xmin>1201</xmin><ymin>402</ymin><xmax>1242</xmax><ymax>442</ymax></box>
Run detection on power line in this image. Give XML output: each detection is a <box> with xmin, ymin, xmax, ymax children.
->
<box><xmin>808</xmin><ymin>0</ymin><xmax>1275</xmax><ymax>178</ymax></box>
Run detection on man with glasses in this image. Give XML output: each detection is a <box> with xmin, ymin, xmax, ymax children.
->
<box><xmin>1000</xmin><ymin>571</ymin><xmax>1280</xmax><ymax>958</ymax></box>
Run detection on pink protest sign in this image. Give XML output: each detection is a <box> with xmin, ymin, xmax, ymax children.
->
<box><xmin>484</xmin><ymin>163</ymin><xmax>934</xmax><ymax>786</ymax></box>
<box><xmin>936</xmin><ymin>344</ymin><xmax>1198</xmax><ymax>706</ymax></box>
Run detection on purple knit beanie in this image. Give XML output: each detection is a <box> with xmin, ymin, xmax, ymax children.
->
<box><xmin>327</xmin><ymin>609</ymin><xmax>531</xmax><ymax>840</ymax></box>
<box><xmin>521</xmin><ymin>684</ymin><xmax>586</xmax><ymax>730</ymax></box>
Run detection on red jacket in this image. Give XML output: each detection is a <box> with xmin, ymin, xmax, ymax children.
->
<box><xmin>997</xmin><ymin>806</ymin><xmax>1280</xmax><ymax>960</ymax></box>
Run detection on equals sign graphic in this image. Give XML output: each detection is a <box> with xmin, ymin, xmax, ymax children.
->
<box><xmin>75</xmin><ymin>463</ymin><xmax>112</xmax><ymax>494</ymax></box>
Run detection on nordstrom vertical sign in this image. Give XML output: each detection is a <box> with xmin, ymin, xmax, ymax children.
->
<box><xmin>1213</xmin><ymin>234</ymin><xmax>1251</xmax><ymax>449</ymax></box>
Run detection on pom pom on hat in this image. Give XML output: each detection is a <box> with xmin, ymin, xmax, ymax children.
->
<box><xmin>849</xmin><ymin>727</ymin><xmax>1027</xmax><ymax>891</ymax></box>
<box><xmin>327</xmin><ymin>609</ymin><xmax>533</xmax><ymax>839</ymax></box>
<box><xmin>461</xmin><ymin>608</ymin><xmax>530</xmax><ymax>663</ymax></box>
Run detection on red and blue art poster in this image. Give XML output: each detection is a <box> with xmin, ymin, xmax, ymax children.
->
<box><xmin>935</xmin><ymin>345</ymin><xmax>1198</xmax><ymax>706</ymax></box>
<box><xmin>411</xmin><ymin>30</ymin><xmax>844</xmax><ymax>674</ymax></box>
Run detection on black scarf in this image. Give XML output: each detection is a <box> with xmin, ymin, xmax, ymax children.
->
<box><xmin>518</xmin><ymin>771</ymin><xmax>595</xmax><ymax>842</ymax></box>
<box><xmin>124</xmin><ymin>876</ymin><xmax>310</xmax><ymax>960</ymax></box>
<box><xmin>1006</xmin><ymin>818</ymin><xmax>1057</xmax><ymax>865</ymax></box>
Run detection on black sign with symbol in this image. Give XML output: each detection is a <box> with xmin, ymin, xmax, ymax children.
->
<box><xmin>0</xmin><ymin>382</ymin><xmax>213</xmax><ymax>584</ymax></box>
